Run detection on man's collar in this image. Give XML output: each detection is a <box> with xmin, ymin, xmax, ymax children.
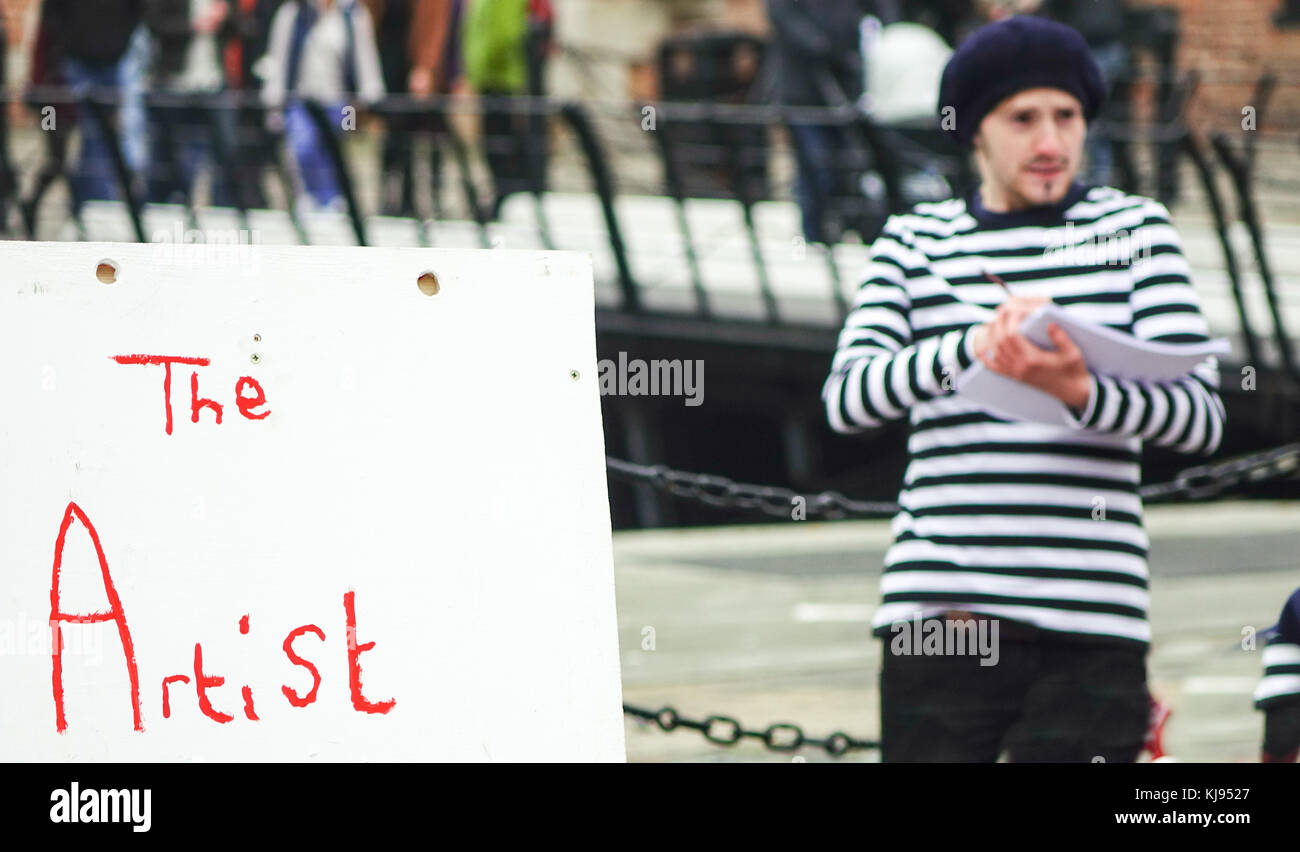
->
<box><xmin>967</xmin><ymin>181</ymin><xmax>1089</xmax><ymax>227</ymax></box>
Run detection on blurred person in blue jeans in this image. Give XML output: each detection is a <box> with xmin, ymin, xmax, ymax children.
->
<box><xmin>763</xmin><ymin>0</ymin><xmax>873</xmax><ymax>245</ymax></box>
<box><xmin>42</xmin><ymin>0</ymin><xmax>147</xmax><ymax>207</ymax></box>
<box><xmin>120</xmin><ymin>23</ymin><xmax>154</xmax><ymax>191</ymax></box>
<box><xmin>145</xmin><ymin>0</ymin><xmax>240</xmax><ymax>206</ymax></box>
<box><xmin>263</xmin><ymin>0</ymin><xmax>385</xmax><ymax>209</ymax></box>
<box><xmin>226</xmin><ymin>0</ymin><xmax>286</xmax><ymax>210</ymax></box>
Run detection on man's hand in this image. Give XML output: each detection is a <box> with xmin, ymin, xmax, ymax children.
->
<box><xmin>408</xmin><ymin>67</ymin><xmax>434</xmax><ymax>98</ymax></box>
<box><xmin>195</xmin><ymin>0</ymin><xmax>229</xmax><ymax>35</ymax></box>
<box><xmin>971</xmin><ymin>297</ymin><xmax>1091</xmax><ymax>410</ymax></box>
<box><xmin>971</xmin><ymin>295</ymin><xmax>1048</xmax><ymax>352</ymax></box>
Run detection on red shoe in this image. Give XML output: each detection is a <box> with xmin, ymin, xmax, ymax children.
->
<box><xmin>1143</xmin><ymin>695</ymin><xmax>1172</xmax><ymax>761</ymax></box>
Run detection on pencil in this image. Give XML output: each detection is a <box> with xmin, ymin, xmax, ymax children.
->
<box><xmin>984</xmin><ymin>269</ymin><xmax>1057</xmax><ymax>307</ymax></box>
<box><xmin>983</xmin><ymin>269</ymin><xmax>1013</xmax><ymax>295</ymax></box>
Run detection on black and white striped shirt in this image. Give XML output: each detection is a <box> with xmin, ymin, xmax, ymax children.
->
<box><xmin>1255</xmin><ymin>638</ymin><xmax>1300</xmax><ymax>710</ymax></box>
<box><xmin>822</xmin><ymin>183</ymin><xmax>1226</xmax><ymax>647</ymax></box>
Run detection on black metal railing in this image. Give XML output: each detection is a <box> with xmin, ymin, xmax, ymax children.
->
<box><xmin>3</xmin><ymin>82</ymin><xmax>1297</xmax><ymax>381</ymax></box>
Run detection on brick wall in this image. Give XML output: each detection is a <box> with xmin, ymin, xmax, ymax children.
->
<box><xmin>1168</xmin><ymin>0</ymin><xmax>1300</xmax><ymax>133</ymax></box>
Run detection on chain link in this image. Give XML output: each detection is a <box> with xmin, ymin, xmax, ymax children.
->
<box><xmin>609</xmin><ymin>443</ymin><xmax>1300</xmax><ymax>518</ymax></box>
<box><xmin>1140</xmin><ymin>442</ymin><xmax>1300</xmax><ymax>502</ymax></box>
<box><xmin>623</xmin><ymin>703</ymin><xmax>877</xmax><ymax>757</ymax></box>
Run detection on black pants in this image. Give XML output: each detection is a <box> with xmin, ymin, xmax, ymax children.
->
<box><xmin>880</xmin><ymin>617</ymin><xmax>1150</xmax><ymax>763</ymax></box>
<box><xmin>146</xmin><ymin>94</ymin><xmax>238</xmax><ymax>207</ymax></box>
<box><xmin>1262</xmin><ymin>699</ymin><xmax>1300</xmax><ymax>762</ymax></box>
<box><xmin>380</xmin><ymin>106</ymin><xmax>449</xmax><ymax>217</ymax></box>
<box><xmin>480</xmin><ymin>90</ymin><xmax>535</xmax><ymax>217</ymax></box>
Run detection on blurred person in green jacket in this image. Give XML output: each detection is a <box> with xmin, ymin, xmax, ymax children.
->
<box><xmin>464</xmin><ymin>0</ymin><xmax>551</xmax><ymax>218</ymax></box>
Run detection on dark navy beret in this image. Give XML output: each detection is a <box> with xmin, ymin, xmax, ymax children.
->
<box><xmin>937</xmin><ymin>15</ymin><xmax>1106</xmax><ymax>148</ymax></box>
<box><xmin>1276</xmin><ymin>587</ymin><xmax>1300</xmax><ymax>645</ymax></box>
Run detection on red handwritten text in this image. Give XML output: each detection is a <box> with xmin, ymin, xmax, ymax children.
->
<box><xmin>111</xmin><ymin>355</ymin><xmax>270</xmax><ymax>435</ymax></box>
<box><xmin>48</xmin><ymin>503</ymin><xmax>396</xmax><ymax>732</ymax></box>
<box><xmin>49</xmin><ymin>502</ymin><xmax>143</xmax><ymax>733</ymax></box>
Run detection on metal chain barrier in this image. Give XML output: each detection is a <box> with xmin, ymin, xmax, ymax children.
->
<box><xmin>608</xmin><ymin>442</ymin><xmax>1300</xmax><ymax>518</ymax></box>
<box><xmin>623</xmin><ymin>703</ymin><xmax>877</xmax><ymax>757</ymax></box>
<box><xmin>1137</xmin><ymin>441</ymin><xmax>1300</xmax><ymax>502</ymax></box>
<box><xmin>613</xmin><ymin>443</ymin><xmax>1298</xmax><ymax>756</ymax></box>
<box><xmin>606</xmin><ymin>457</ymin><xmax>898</xmax><ymax>519</ymax></box>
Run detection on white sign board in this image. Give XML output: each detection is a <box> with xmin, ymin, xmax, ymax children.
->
<box><xmin>0</xmin><ymin>241</ymin><xmax>625</xmax><ymax>761</ymax></box>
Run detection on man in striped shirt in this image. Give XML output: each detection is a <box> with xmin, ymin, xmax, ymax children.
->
<box><xmin>822</xmin><ymin>16</ymin><xmax>1226</xmax><ymax>761</ymax></box>
<box><xmin>1255</xmin><ymin>588</ymin><xmax>1300</xmax><ymax>762</ymax></box>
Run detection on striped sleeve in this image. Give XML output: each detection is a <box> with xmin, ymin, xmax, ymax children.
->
<box><xmin>1063</xmin><ymin>200</ymin><xmax>1226</xmax><ymax>455</ymax></box>
<box><xmin>822</xmin><ymin>218</ymin><xmax>978</xmax><ymax>433</ymax></box>
<box><xmin>1255</xmin><ymin>639</ymin><xmax>1300</xmax><ymax>710</ymax></box>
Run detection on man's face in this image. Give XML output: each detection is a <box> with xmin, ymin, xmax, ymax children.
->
<box><xmin>972</xmin><ymin>88</ymin><xmax>1086</xmax><ymax>211</ymax></box>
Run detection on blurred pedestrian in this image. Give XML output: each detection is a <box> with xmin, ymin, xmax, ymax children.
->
<box><xmin>862</xmin><ymin>21</ymin><xmax>951</xmax><ymax>124</ymax></box>
<box><xmin>42</xmin><ymin>0</ymin><xmax>146</xmax><ymax>206</ymax></box>
<box><xmin>522</xmin><ymin>0</ymin><xmax>553</xmax><ymax>196</ymax></box>
<box><xmin>364</xmin><ymin>0</ymin><xmax>456</xmax><ymax>217</ymax></box>
<box><xmin>262</xmin><ymin>0</ymin><xmax>385</xmax><ymax>209</ymax></box>
<box><xmin>144</xmin><ymin>0</ymin><xmax>240</xmax><ymax>206</ymax></box>
<box><xmin>120</xmin><ymin>20</ymin><xmax>154</xmax><ymax>186</ymax></box>
<box><xmin>22</xmin><ymin>0</ymin><xmax>71</xmax><ymax>229</ymax></box>
<box><xmin>1255</xmin><ymin>588</ymin><xmax>1300</xmax><ymax>762</ymax></box>
<box><xmin>224</xmin><ymin>0</ymin><xmax>286</xmax><ymax>209</ymax></box>
<box><xmin>230</xmin><ymin>0</ymin><xmax>285</xmax><ymax>88</ymax></box>
<box><xmin>763</xmin><ymin>0</ymin><xmax>870</xmax><ymax>245</ymax></box>
<box><xmin>463</xmin><ymin>0</ymin><xmax>532</xmax><ymax>219</ymax></box>
<box><xmin>0</xmin><ymin>7</ymin><xmax>16</xmax><ymax>227</ymax></box>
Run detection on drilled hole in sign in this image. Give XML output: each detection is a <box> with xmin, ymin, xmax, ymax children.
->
<box><xmin>417</xmin><ymin>272</ymin><xmax>440</xmax><ymax>296</ymax></box>
<box><xmin>96</xmin><ymin>260</ymin><xmax>118</xmax><ymax>284</ymax></box>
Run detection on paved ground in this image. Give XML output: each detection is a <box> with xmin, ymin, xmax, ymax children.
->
<box><xmin>613</xmin><ymin>500</ymin><xmax>1299</xmax><ymax>762</ymax></box>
